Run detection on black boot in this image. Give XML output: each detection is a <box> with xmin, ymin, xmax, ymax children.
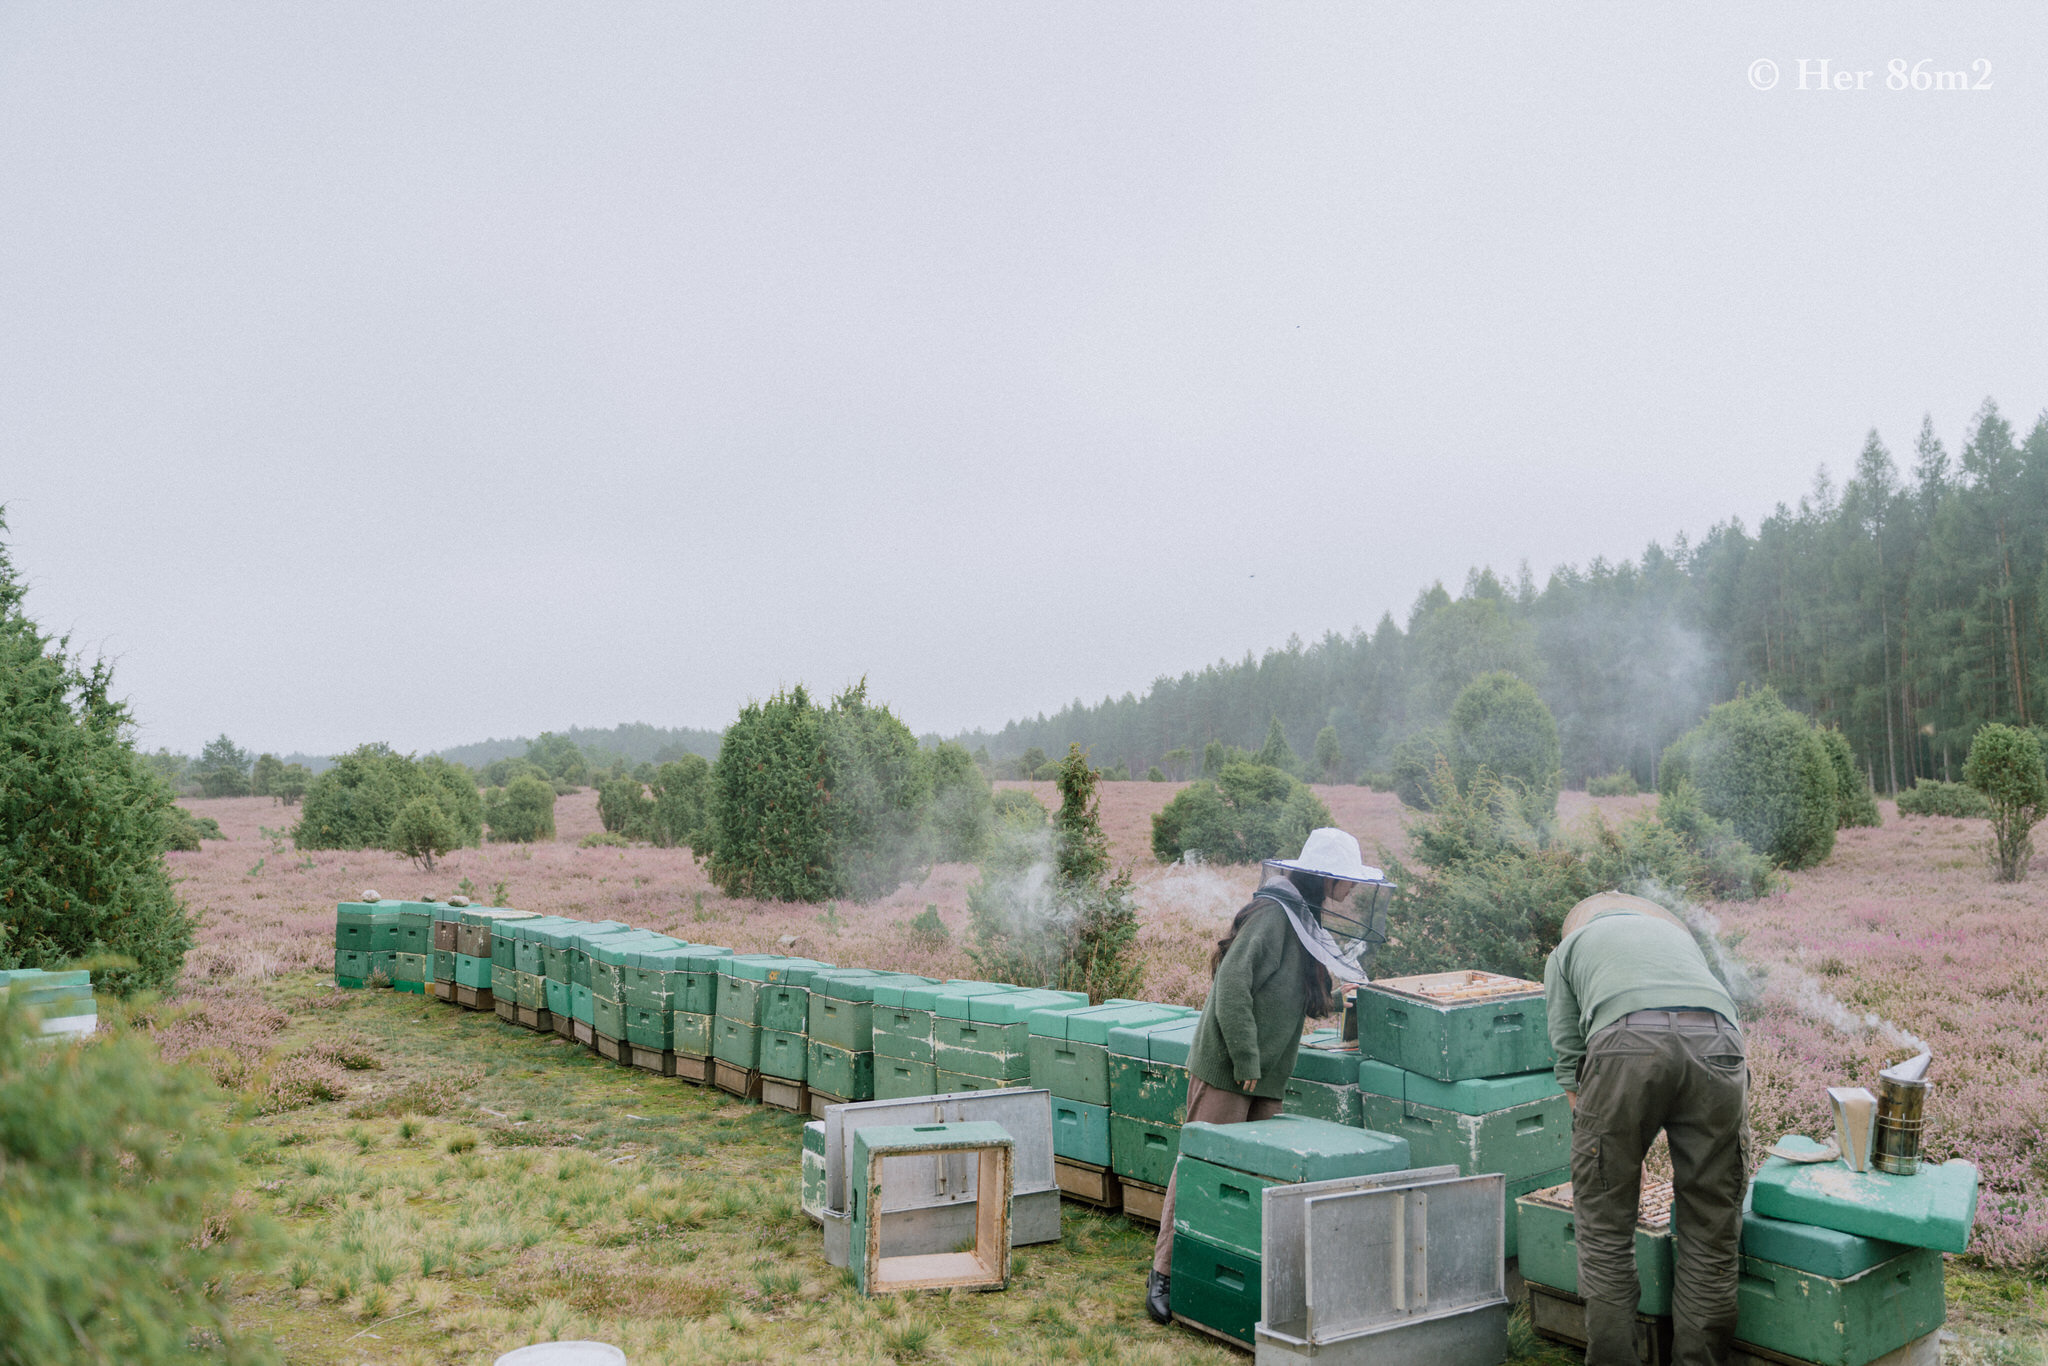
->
<box><xmin>1145</xmin><ymin>1269</ymin><xmax>1172</xmax><ymax>1324</ymax></box>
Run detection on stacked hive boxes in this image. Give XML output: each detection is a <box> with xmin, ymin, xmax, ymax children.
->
<box><xmin>670</xmin><ymin>945</ymin><xmax>730</xmax><ymax>1081</ymax></box>
<box><xmin>622</xmin><ymin>943</ymin><xmax>690</xmax><ymax>1071</ymax></box>
<box><xmin>758</xmin><ymin>959</ymin><xmax>835</xmax><ymax>1109</ymax></box>
<box><xmin>805</xmin><ymin>970</ymin><xmax>934</xmax><ymax>1107</ymax></box>
<box><xmin>1517</xmin><ymin>1178</ymin><xmax>1678</xmax><ymax>1328</ymax></box>
<box><xmin>562</xmin><ymin>920</ymin><xmax>629</xmax><ymax>1042</ymax></box>
<box><xmin>714</xmin><ymin>954</ymin><xmax>833</xmax><ymax>1100</ymax></box>
<box><xmin>1352</xmin><ymin>969</ymin><xmax>1568</xmax><ymax>1251</ymax></box>
<box><xmin>498</xmin><ymin>916</ymin><xmax>579</xmax><ymax>1027</ymax></box>
<box><xmin>1170</xmin><ymin>1115</ymin><xmax>1411</xmax><ymax>1344</ymax></box>
<box><xmin>1106</xmin><ymin>1015</ymin><xmax>1203</xmax><ymax>1216</ymax></box>
<box><xmin>0</xmin><ymin>968</ymin><xmax>96</xmax><ymax>1038</ymax></box>
<box><xmin>391</xmin><ymin>901</ymin><xmax>433</xmax><ymax>994</ymax></box>
<box><xmin>1029</xmin><ymin>1001</ymin><xmax>1189</xmax><ymax>1198</ymax></box>
<box><xmin>450</xmin><ymin>906</ymin><xmax>540</xmax><ymax>1007</ymax></box>
<box><xmin>874</xmin><ymin>979</ymin><xmax>1006</xmax><ymax>1099</ymax></box>
<box><xmin>335</xmin><ymin>899</ymin><xmax>400</xmax><ymax>988</ymax></box>
<box><xmin>430</xmin><ymin>903</ymin><xmax>464</xmax><ymax>999</ymax></box>
<box><xmin>588</xmin><ymin>929</ymin><xmax>681</xmax><ymax>1059</ymax></box>
<box><xmin>1282</xmin><ymin>1028</ymin><xmax>1363</xmax><ymax>1125</ymax></box>
<box><xmin>932</xmin><ymin>985</ymin><xmax>1089</xmax><ymax>1095</ymax></box>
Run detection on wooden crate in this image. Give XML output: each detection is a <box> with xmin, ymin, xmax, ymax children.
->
<box><xmin>429</xmin><ymin>980</ymin><xmax>454</xmax><ymax>1002</ymax></box>
<box><xmin>1527</xmin><ymin>1280</ymin><xmax>1673</xmax><ymax>1366</ymax></box>
<box><xmin>630</xmin><ymin>1045</ymin><xmax>676</xmax><ymax>1076</ymax></box>
<box><xmin>572</xmin><ymin>1019</ymin><xmax>595</xmax><ymax>1046</ymax></box>
<box><xmin>762</xmin><ymin>1076</ymin><xmax>809</xmax><ymax>1113</ymax></box>
<box><xmin>809</xmin><ymin>1089</ymin><xmax>851</xmax><ymax>1118</ymax></box>
<box><xmin>454</xmin><ymin>985</ymin><xmax>494</xmax><ymax>1011</ymax></box>
<box><xmin>493</xmin><ymin>997</ymin><xmax>519</xmax><ymax>1024</ymax></box>
<box><xmin>517</xmin><ymin>1006</ymin><xmax>552</xmax><ymax>1032</ymax></box>
<box><xmin>675</xmin><ymin>1054</ymin><xmax>712</xmax><ymax>1085</ymax></box>
<box><xmin>595</xmin><ymin>1032</ymin><xmax>625</xmax><ymax>1063</ymax></box>
<box><xmin>551</xmin><ymin>1012</ymin><xmax>575</xmax><ymax>1039</ymax></box>
<box><xmin>1121</xmin><ymin>1178</ymin><xmax>1165</xmax><ymax>1228</ymax></box>
<box><xmin>1054</xmin><ymin>1157</ymin><xmax>1121</xmax><ymax>1210</ymax></box>
<box><xmin>715</xmin><ymin>1061</ymin><xmax>762</xmax><ymax>1102</ymax></box>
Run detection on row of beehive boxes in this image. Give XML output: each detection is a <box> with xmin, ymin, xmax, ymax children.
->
<box><xmin>0</xmin><ymin>967</ymin><xmax>97</xmax><ymax>1039</ymax></box>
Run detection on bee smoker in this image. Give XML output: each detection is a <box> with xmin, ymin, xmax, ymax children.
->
<box><xmin>1874</xmin><ymin>1053</ymin><xmax>1931</xmax><ymax>1176</ymax></box>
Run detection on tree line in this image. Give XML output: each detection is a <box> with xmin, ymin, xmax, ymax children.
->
<box><xmin>957</xmin><ymin>400</ymin><xmax>2048</xmax><ymax>795</ymax></box>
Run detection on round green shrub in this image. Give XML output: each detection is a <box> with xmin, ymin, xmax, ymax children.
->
<box><xmin>1894</xmin><ymin>778</ymin><xmax>1991</xmax><ymax>819</ymax></box>
<box><xmin>484</xmin><ymin>774</ymin><xmax>558</xmax><ymax>843</ymax></box>
<box><xmin>1818</xmin><ymin>728</ymin><xmax>1881</xmax><ymax>828</ymax></box>
<box><xmin>1446</xmin><ymin>672</ymin><xmax>1561</xmax><ymax>816</ymax></box>
<box><xmin>1963</xmin><ymin>723</ymin><xmax>2047</xmax><ymax>881</ymax></box>
<box><xmin>1660</xmin><ymin>688</ymin><xmax>1837</xmax><ymax>869</ymax></box>
<box><xmin>1149</xmin><ymin>761</ymin><xmax>1333</xmax><ymax>864</ymax></box>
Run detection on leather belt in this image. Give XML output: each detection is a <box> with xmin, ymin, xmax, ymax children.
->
<box><xmin>1620</xmin><ymin>1008</ymin><xmax>1725</xmax><ymax>1028</ymax></box>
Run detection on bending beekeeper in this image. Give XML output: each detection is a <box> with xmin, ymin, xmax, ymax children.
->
<box><xmin>1546</xmin><ymin>891</ymin><xmax>1749</xmax><ymax>1366</ymax></box>
<box><xmin>1146</xmin><ymin>827</ymin><xmax>1391</xmax><ymax>1326</ymax></box>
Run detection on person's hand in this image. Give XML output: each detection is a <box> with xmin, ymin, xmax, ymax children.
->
<box><xmin>1564</xmin><ymin>1090</ymin><xmax>1577</xmax><ymax>1112</ymax></box>
<box><xmin>1240</xmin><ymin>1078</ymin><xmax>1259</xmax><ymax>1093</ymax></box>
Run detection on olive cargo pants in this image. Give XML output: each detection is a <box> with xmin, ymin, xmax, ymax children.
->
<box><xmin>1571</xmin><ymin>1010</ymin><xmax>1748</xmax><ymax>1366</ymax></box>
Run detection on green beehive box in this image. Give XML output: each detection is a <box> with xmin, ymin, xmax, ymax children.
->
<box><xmin>1110</xmin><ymin>1114</ymin><xmax>1182</xmax><ymax>1186</ymax></box>
<box><xmin>1356</xmin><ymin>1058</ymin><xmax>1562</xmax><ymax>1114</ymax></box>
<box><xmin>396</xmin><ymin>902</ymin><xmax>435</xmax><ymax>954</ymax></box>
<box><xmin>807</xmin><ymin>1040</ymin><xmax>875</xmax><ymax>1099</ymax></box>
<box><xmin>1750</xmin><ymin>1137</ymin><xmax>1980</xmax><ymax>1253</ymax></box>
<box><xmin>1741</xmin><ymin>1193</ymin><xmax>1913</xmax><ymax>1279</ymax></box>
<box><xmin>1515</xmin><ymin>1180</ymin><xmax>1673</xmax><ymax>1314</ymax></box>
<box><xmin>1172</xmin><ymin>1155</ymin><xmax>1286</xmax><ymax>1259</ymax></box>
<box><xmin>335</xmin><ymin>902</ymin><xmax>401</xmax><ymax>953</ymax></box>
<box><xmin>570</xmin><ymin>982</ymin><xmax>596</xmax><ymax>1025</ymax></box>
<box><xmin>1171</xmin><ymin>1229</ymin><xmax>1261</xmax><ymax>1344</ymax></box>
<box><xmin>593</xmin><ymin>995</ymin><xmax>626</xmax><ymax>1041</ymax></box>
<box><xmin>761</xmin><ymin>1028</ymin><xmax>808</xmax><ymax>1081</ymax></box>
<box><xmin>1281</xmin><ymin>1076</ymin><xmax>1361</xmax><ymax>1126</ymax></box>
<box><xmin>1505</xmin><ymin>1165</ymin><xmax>1570</xmax><ymax>1254</ymax></box>
<box><xmin>391</xmin><ymin>951</ymin><xmax>428</xmax><ymax>987</ymax></box>
<box><xmin>671</xmin><ymin>1010</ymin><xmax>714</xmax><ymax>1057</ymax></box>
<box><xmin>1028</xmin><ymin>1002</ymin><xmax>1189</xmax><ymax>1106</ymax></box>
<box><xmin>714</xmin><ymin>1016</ymin><xmax>760</xmax><ymax>1069</ymax></box>
<box><xmin>802</xmin><ymin>1121</ymin><xmax>828</xmax><ymax>1221</ymax></box>
<box><xmin>1734</xmin><ymin>1246</ymin><xmax>1944</xmax><ymax>1366</ymax></box>
<box><xmin>1359</xmin><ymin>1089</ymin><xmax>1570</xmax><ymax>1181</ymax></box>
<box><xmin>367</xmin><ymin>950</ymin><xmax>398</xmax><ymax>984</ymax></box>
<box><xmin>590</xmin><ymin>933</ymin><xmax>676</xmax><ymax>1001</ymax></box>
<box><xmin>937</xmin><ymin>1071</ymin><xmax>1032</xmax><ymax>1095</ymax></box>
<box><xmin>1108</xmin><ymin>1019</ymin><xmax>1200</xmax><ymax>1126</ymax></box>
<box><xmin>877</xmin><ymin>1058</ymin><xmax>938</xmax><ymax>1100</ymax></box>
<box><xmin>538</xmin><ymin>919</ymin><xmax>587</xmax><ymax>982</ymax></box>
<box><xmin>848</xmin><ymin>1122</ymin><xmax>1013</xmax><ymax>1295</ymax></box>
<box><xmin>1179</xmin><ymin>1115</ymin><xmax>1410</xmax><ymax>1186</ymax></box>
<box><xmin>626</xmin><ymin>1003</ymin><xmax>673</xmax><ymax>1051</ymax></box>
<box><xmin>1355</xmin><ymin>970</ymin><xmax>1551</xmax><ymax>1082</ymax></box>
<box><xmin>676</xmin><ymin>947</ymin><xmax>732</xmax><ymax>1015</ymax></box>
<box><xmin>545</xmin><ymin>978</ymin><xmax>572</xmax><ymax>1016</ymax></box>
<box><xmin>453</xmin><ymin>952</ymin><xmax>491</xmax><ymax>990</ymax></box>
<box><xmin>806</xmin><ymin>970</ymin><xmax>906</xmax><ymax>1051</ymax></box>
<box><xmin>431</xmin><ymin>948</ymin><xmax>455</xmax><ymax>984</ymax></box>
<box><xmin>936</xmin><ymin>1036</ymin><xmax>1034</xmax><ymax>1081</ymax></box>
<box><xmin>1051</xmin><ymin>1097</ymin><xmax>1111</xmax><ymax>1167</ymax></box>
<box><xmin>624</xmin><ymin>946</ymin><xmax>691</xmax><ymax>1012</ymax></box>
<box><xmin>762</xmin><ymin>983</ymin><xmax>812</xmax><ymax>1034</ymax></box>
<box><xmin>334</xmin><ymin>949</ymin><xmax>369</xmax><ymax>988</ymax></box>
<box><xmin>567</xmin><ymin>923</ymin><xmax>634</xmax><ymax>988</ymax></box>
<box><xmin>874</xmin><ymin>980</ymin><xmax>1013</xmax><ymax>1062</ymax></box>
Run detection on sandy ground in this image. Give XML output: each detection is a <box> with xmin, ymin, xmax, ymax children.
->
<box><xmin>166</xmin><ymin>783</ymin><xmax>2043</xmax><ymax>1264</ymax></box>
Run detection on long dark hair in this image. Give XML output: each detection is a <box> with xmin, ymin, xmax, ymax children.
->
<box><xmin>1210</xmin><ymin>869</ymin><xmax>1334</xmax><ymax>1014</ymax></box>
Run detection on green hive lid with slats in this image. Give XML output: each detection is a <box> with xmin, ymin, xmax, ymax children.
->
<box><xmin>1291</xmin><ymin>1036</ymin><xmax>1360</xmax><ymax>1084</ymax></box>
<box><xmin>570</xmin><ymin>925</ymin><xmax>639</xmax><ymax>950</ymax></box>
<box><xmin>1179</xmin><ymin>1115</ymin><xmax>1410</xmax><ymax>1184</ymax></box>
<box><xmin>968</xmin><ymin>989</ymin><xmax>1091</xmax><ymax>1025</ymax></box>
<box><xmin>533</xmin><ymin>919</ymin><xmax>588</xmax><ymax>950</ymax></box>
<box><xmin>1146</xmin><ymin>1019</ymin><xmax>1202</xmax><ymax>1066</ymax></box>
<box><xmin>516</xmin><ymin>916</ymin><xmax>582</xmax><ymax>943</ymax></box>
<box><xmin>1031</xmin><ymin>1001</ymin><xmax>1189</xmax><ymax>1042</ymax></box>
<box><xmin>629</xmin><ymin>944</ymin><xmax>693</xmax><ymax>969</ymax></box>
<box><xmin>1108</xmin><ymin>1014</ymin><xmax>1203</xmax><ymax>1059</ymax></box>
<box><xmin>900</xmin><ymin>979</ymin><xmax>1013</xmax><ymax>1012</ymax></box>
<box><xmin>723</xmin><ymin>953</ymin><xmax>792</xmax><ymax>981</ymax></box>
<box><xmin>396</xmin><ymin>900</ymin><xmax>437</xmax><ymax>921</ymax></box>
<box><xmin>681</xmin><ymin>946</ymin><xmax>733</xmax><ymax>972</ymax></box>
<box><xmin>1356</xmin><ymin>1059</ymin><xmax>1561</xmax><ymax>1114</ymax></box>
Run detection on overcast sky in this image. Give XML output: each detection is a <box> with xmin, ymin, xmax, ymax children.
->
<box><xmin>5</xmin><ymin>5</ymin><xmax>2044</xmax><ymax>757</ymax></box>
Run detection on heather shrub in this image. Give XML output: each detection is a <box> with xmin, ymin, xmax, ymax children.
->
<box><xmin>1660</xmin><ymin>688</ymin><xmax>1837</xmax><ymax>869</ymax></box>
<box><xmin>1895</xmin><ymin>778</ymin><xmax>1991</xmax><ymax>819</ymax></box>
<box><xmin>295</xmin><ymin>745</ymin><xmax>482</xmax><ymax>853</ymax></box>
<box><xmin>1963</xmin><ymin>723</ymin><xmax>2047</xmax><ymax>882</ymax></box>
<box><xmin>1390</xmin><ymin>729</ymin><xmax>1448</xmax><ymax>810</ymax></box>
<box><xmin>1587</xmin><ymin>771</ymin><xmax>1638</xmax><ymax>797</ymax></box>
<box><xmin>0</xmin><ymin>519</ymin><xmax>194</xmax><ymax>994</ymax></box>
<box><xmin>1149</xmin><ymin>760</ymin><xmax>1332</xmax><ymax>864</ymax></box>
<box><xmin>484</xmin><ymin>775</ymin><xmax>557</xmax><ymax>843</ymax></box>
<box><xmin>1819</xmin><ymin>727</ymin><xmax>1881</xmax><ymax>828</ymax></box>
<box><xmin>0</xmin><ymin>1002</ymin><xmax>278</xmax><ymax>1364</ymax></box>
<box><xmin>1446</xmin><ymin>671</ymin><xmax>1561</xmax><ymax>818</ymax></box>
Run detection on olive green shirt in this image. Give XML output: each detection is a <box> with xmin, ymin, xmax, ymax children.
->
<box><xmin>1187</xmin><ymin>891</ymin><xmax>1313</xmax><ymax>1099</ymax></box>
<box><xmin>1544</xmin><ymin>910</ymin><xmax>1740</xmax><ymax>1091</ymax></box>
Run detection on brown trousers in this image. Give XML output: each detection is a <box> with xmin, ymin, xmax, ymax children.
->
<box><xmin>1151</xmin><ymin>1075</ymin><xmax>1284</xmax><ymax>1275</ymax></box>
<box><xmin>1572</xmin><ymin>1012</ymin><xmax>1749</xmax><ymax>1366</ymax></box>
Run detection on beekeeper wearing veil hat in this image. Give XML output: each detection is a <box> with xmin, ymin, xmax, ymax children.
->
<box><xmin>1145</xmin><ymin>827</ymin><xmax>1393</xmax><ymax>1325</ymax></box>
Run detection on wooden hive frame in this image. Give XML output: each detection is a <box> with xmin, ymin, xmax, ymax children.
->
<box><xmin>850</xmin><ymin>1122</ymin><xmax>1014</xmax><ymax>1295</ymax></box>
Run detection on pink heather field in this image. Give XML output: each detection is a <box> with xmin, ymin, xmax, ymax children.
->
<box><xmin>169</xmin><ymin>783</ymin><xmax>2045</xmax><ymax>1273</ymax></box>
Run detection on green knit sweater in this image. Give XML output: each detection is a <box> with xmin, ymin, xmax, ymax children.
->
<box><xmin>1187</xmin><ymin>892</ymin><xmax>1314</xmax><ymax>1099</ymax></box>
<box><xmin>1544</xmin><ymin>909</ymin><xmax>1740</xmax><ymax>1091</ymax></box>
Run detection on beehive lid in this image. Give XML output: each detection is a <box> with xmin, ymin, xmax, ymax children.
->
<box><xmin>511</xmin><ymin>915</ymin><xmax>578</xmax><ymax>942</ymax></box>
<box><xmin>460</xmin><ymin>906</ymin><xmax>540</xmax><ymax>926</ymax></box>
<box><xmin>1291</xmin><ymin>1037</ymin><xmax>1360</xmax><ymax>1085</ymax></box>
<box><xmin>764</xmin><ymin>959</ymin><xmax>833</xmax><ymax>986</ymax></box>
<box><xmin>969</xmin><ymin>989</ymin><xmax>1090</xmax><ymax>1024</ymax></box>
<box><xmin>630</xmin><ymin>944</ymin><xmax>693</xmax><ymax>969</ymax></box>
<box><xmin>803</xmin><ymin>1119</ymin><xmax>826</xmax><ymax>1155</ymax></box>
<box><xmin>872</xmin><ymin>976</ymin><xmax>981</xmax><ymax>1008</ymax></box>
<box><xmin>930</xmin><ymin>981</ymin><xmax>1029</xmax><ymax>1017</ymax></box>
<box><xmin>337</xmin><ymin>901</ymin><xmax>399</xmax><ymax>922</ymax></box>
<box><xmin>533</xmin><ymin>921</ymin><xmax>586</xmax><ymax>950</ymax></box>
<box><xmin>432</xmin><ymin>902</ymin><xmax>466</xmax><ymax>922</ymax></box>
<box><xmin>0</xmin><ymin>969</ymin><xmax>89</xmax><ymax>988</ymax></box>
<box><xmin>1029</xmin><ymin>1001</ymin><xmax>1186</xmax><ymax>1042</ymax></box>
<box><xmin>808</xmin><ymin>969</ymin><xmax>895</xmax><ymax>1002</ymax></box>
<box><xmin>396</xmin><ymin>900</ymin><xmax>438</xmax><ymax>920</ymax></box>
<box><xmin>1356</xmin><ymin>1059</ymin><xmax>1562</xmax><ymax>1113</ymax></box>
<box><xmin>724</xmin><ymin>954</ymin><xmax>793</xmax><ymax>981</ymax></box>
<box><xmin>1179</xmin><ymin>1115</ymin><xmax>1410</xmax><ymax>1184</ymax></box>
<box><xmin>589</xmin><ymin>933</ymin><xmax>671</xmax><ymax>965</ymax></box>
<box><xmin>1749</xmin><ymin>1135</ymin><xmax>1980</xmax><ymax>1254</ymax></box>
<box><xmin>1108</xmin><ymin>1014</ymin><xmax>1201</xmax><ymax>1059</ymax></box>
<box><xmin>1740</xmin><ymin>1189</ymin><xmax>1913</xmax><ymax>1279</ymax></box>
<box><xmin>1360</xmin><ymin>970</ymin><xmax>1542</xmax><ymax>1008</ymax></box>
<box><xmin>1519</xmin><ymin>1178</ymin><xmax>1673</xmax><ymax>1230</ymax></box>
<box><xmin>681</xmin><ymin>946</ymin><xmax>733</xmax><ymax>972</ymax></box>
